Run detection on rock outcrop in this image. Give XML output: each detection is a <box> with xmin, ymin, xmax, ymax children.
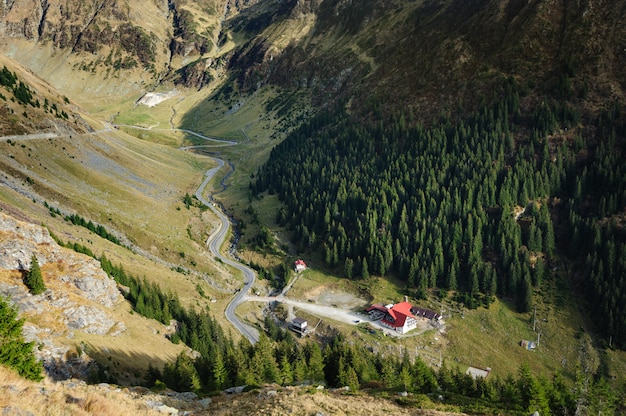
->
<box><xmin>0</xmin><ymin>212</ymin><xmax>125</xmax><ymax>379</ymax></box>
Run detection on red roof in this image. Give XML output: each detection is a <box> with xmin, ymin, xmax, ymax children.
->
<box><xmin>382</xmin><ymin>302</ymin><xmax>416</xmax><ymax>328</ymax></box>
<box><xmin>295</xmin><ymin>259</ymin><xmax>306</xmax><ymax>266</ymax></box>
<box><xmin>366</xmin><ymin>304</ymin><xmax>387</xmax><ymax>313</ymax></box>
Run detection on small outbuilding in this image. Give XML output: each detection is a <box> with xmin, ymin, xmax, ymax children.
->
<box><xmin>294</xmin><ymin>259</ymin><xmax>307</xmax><ymax>272</ymax></box>
<box><xmin>410</xmin><ymin>306</ymin><xmax>442</xmax><ymax>321</ymax></box>
<box><xmin>289</xmin><ymin>317</ymin><xmax>308</xmax><ymax>337</ymax></box>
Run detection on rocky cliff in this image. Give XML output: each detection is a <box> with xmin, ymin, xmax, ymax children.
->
<box><xmin>0</xmin><ymin>211</ymin><xmax>125</xmax><ymax>379</ymax></box>
<box><xmin>1</xmin><ymin>0</ymin><xmax>163</xmax><ymax>68</ymax></box>
<box><xmin>0</xmin><ymin>0</ymin><xmax>257</xmax><ymax>91</ymax></box>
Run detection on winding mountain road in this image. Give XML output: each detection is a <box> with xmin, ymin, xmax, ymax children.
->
<box><xmin>4</xmin><ymin>126</ymin><xmax>435</xmax><ymax>343</ymax></box>
<box><xmin>3</xmin><ymin>123</ymin><xmax>260</xmax><ymax>343</ymax></box>
<box><xmin>194</xmin><ymin>157</ymin><xmax>260</xmax><ymax>344</ymax></box>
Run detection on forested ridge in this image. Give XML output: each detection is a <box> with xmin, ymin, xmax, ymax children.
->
<box><xmin>251</xmin><ymin>83</ymin><xmax>626</xmax><ymax>347</ymax></box>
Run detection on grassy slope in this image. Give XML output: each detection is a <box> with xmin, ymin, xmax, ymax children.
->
<box><xmin>0</xmin><ymin>238</ymin><xmax>186</xmax><ymax>385</ymax></box>
<box><xmin>0</xmin><ymin>52</ymin><xmax>238</xmax><ymax>342</ymax></box>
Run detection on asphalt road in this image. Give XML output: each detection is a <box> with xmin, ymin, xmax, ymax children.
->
<box><xmin>195</xmin><ymin>157</ymin><xmax>260</xmax><ymax>344</ymax></box>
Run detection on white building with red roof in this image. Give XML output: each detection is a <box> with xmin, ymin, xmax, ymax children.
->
<box><xmin>366</xmin><ymin>301</ymin><xmax>418</xmax><ymax>334</ymax></box>
<box><xmin>366</xmin><ymin>301</ymin><xmax>441</xmax><ymax>334</ymax></box>
<box><xmin>294</xmin><ymin>259</ymin><xmax>307</xmax><ymax>272</ymax></box>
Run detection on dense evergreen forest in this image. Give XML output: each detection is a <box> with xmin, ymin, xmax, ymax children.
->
<box><xmin>251</xmin><ymin>83</ymin><xmax>626</xmax><ymax>347</ymax></box>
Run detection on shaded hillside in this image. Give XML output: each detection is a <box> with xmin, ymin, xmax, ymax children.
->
<box><xmin>227</xmin><ymin>0</ymin><xmax>626</xmax><ymax>122</ymax></box>
<box><xmin>2</xmin><ymin>0</ymin><xmax>624</xmax><ymax>122</ymax></box>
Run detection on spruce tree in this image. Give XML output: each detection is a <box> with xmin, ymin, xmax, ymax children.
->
<box><xmin>344</xmin><ymin>258</ymin><xmax>354</xmax><ymax>279</ymax></box>
<box><xmin>212</xmin><ymin>349</ymin><xmax>227</xmax><ymax>390</ymax></box>
<box><xmin>279</xmin><ymin>354</ymin><xmax>294</xmax><ymax>386</ymax></box>
<box><xmin>24</xmin><ymin>255</ymin><xmax>46</xmax><ymax>295</ymax></box>
<box><xmin>0</xmin><ymin>296</ymin><xmax>43</xmax><ymax>381</ymax></box>
<box><xmin>361</xmin><ymin>257</ymin><xmax>369</xmax><ymax>279</ymax></box>
<box><xmin>305</xmin><ymin>342</ymin><xmax>325</xmax><ymax>382</ymax></box>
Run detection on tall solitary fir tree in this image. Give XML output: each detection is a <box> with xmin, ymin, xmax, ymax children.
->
<box><xmin>24</xmin><ymin>255</ymin><xmax>46</xmax><ymax>295</ymax></box>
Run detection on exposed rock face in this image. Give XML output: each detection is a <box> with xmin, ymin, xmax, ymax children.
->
<box><xmin>0</xmin><ymin>212</ymin><xmax>126</xmax><ymax>379</ymax></box>
<box><xmin>0</xmin><ymin>0</ymin><xmax>156</xmax><ymax>65</ymax></box>
<box><xmin>0</xmin><ymin>212</ymin><xmax>122</xmax><ymax>306</ymax></box>
<box><xmin>0</xmin><ymin>213</ymin><xmax>56</xmax><ymax>270</ymax></box>
<box><xmin>58</xmin><ymin>261</ymin><xmax>122</xmax><ymax>308</ymax></box>
<box><xmin>174</xmin><ymin>59</ymin><xmax>215</xmax><ymax>89</ymax></box>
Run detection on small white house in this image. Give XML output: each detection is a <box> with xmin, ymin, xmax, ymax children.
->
<box><xmin>294</xmin><ymin>259</ymin><xmax>307</xmax><ymax>272</ymax></box>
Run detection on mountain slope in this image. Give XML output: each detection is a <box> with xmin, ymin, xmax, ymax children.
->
<box><xmin>225</xmin><ymin>0</ymin><xmax>626</xmax><ymax>121</ymax></box>
<box><xmin>2</xmin><ymin>0</ymin><xmax>625</xmax><ymax>122</ymax></box>
<box><xmin>0</xmin><ymin>212</ymin><xmax>185</xmax><ymax>382</ymax></box>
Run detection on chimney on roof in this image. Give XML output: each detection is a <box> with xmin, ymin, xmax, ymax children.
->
<box><xmin>404</xmin><ymin>295</ymin><xmax>408</xmax><ymax>302</ymax></box>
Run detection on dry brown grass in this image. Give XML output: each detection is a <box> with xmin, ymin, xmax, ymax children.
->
<box><xmin>0</xmin><ymin>365</ymin><xmax>164</xmax><ymax>416</ymax></box>
<box><xmin>205</xmin><ymin>385</ymin><xmax>467</xmax><ymax>416</ymax></box>
<box><xmin>0</xmin><ymin>363</ymin><xmax>472</xmax><ymax>416</ymax></box>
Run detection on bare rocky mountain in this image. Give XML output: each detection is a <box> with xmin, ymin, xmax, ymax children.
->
<box><xmin>0</xmin><ymin>0</ymin><xmax>264</xmax><ymax>91</ymax></box>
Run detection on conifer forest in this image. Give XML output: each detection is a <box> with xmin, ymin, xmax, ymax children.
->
<box><xmin>252</xmin><ymin>84</ymin><xmax>626</xmax><ymax>348</ymax></box>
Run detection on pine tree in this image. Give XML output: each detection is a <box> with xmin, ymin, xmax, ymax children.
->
<box><xmin>293</xmin><ymin>357</ymin><xmax>307</xmax><ymax>383</ymax></box>
<box><xmin>212</xmin><ymin>349</ymin><xmax>227</xmax><ymax>390</ymax></box>
<box><xmin>338</xmin><ymin>360</ymin><xmax>360</xmax><ymax>392</ymax></box>
<box><xmin>305</xmin><ymin>342</ymin><xmax>325</xmax><ymax>382</ymax></box>
<box><xmin>517</xmin><ymin>275</ymin><xmax>533</xmax><ymax>313</ymax></box>
<box><xmin>527</xmin><ymin>376</ymin><xmax>551</xmax><ymax>416</ymax></box>
<box><xmin>279</xmin><ymin>354</ymin><xmax>294</xmax><ymax>386</ymax></box>
<box><xmin>24</xmin><ymin>255</ymin><xmax>46</xmax><ymax>295</ymax></box>
<box><xmin>0</xmin><ymin>296</ymin><xmax>43</xmax><ymax>381</ymax></box>
<box><xmin>361</xmin><ymin>257</ymin><xmax>369</xmax><ymax>279</ymax></box>
<box><xmin>344</xmin><ymin>258</ymin><xmax>354</xmax><ymax>279</ymax></box>
<box><xmin>163</xmin><ymin>353</ymin><xmax>201</xmax><ymax>392</ymax></box>
<box><xmin>144</xmin><ymin>364</ymin><xmax>162</xmax><ymax>388</ymax></box>
<box><xmin>399</xmin><ymin>366</ymin><xmax>413</xmax><ymax>392</ymax></box>
<box><xmin>381</xmin><ymin>359</ymin><xmax>397</xmax><ymax>389</ymax></box>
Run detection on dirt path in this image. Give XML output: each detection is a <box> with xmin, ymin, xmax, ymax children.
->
<box><xmin>248</xmin><ymin>295</ymin><xmax>364</xmax><ymax>325</ymax></box>
<box><xmin>0</xmin><ymin>132</ymin><xmax>58</xmax><ymax>141</ymax></box>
